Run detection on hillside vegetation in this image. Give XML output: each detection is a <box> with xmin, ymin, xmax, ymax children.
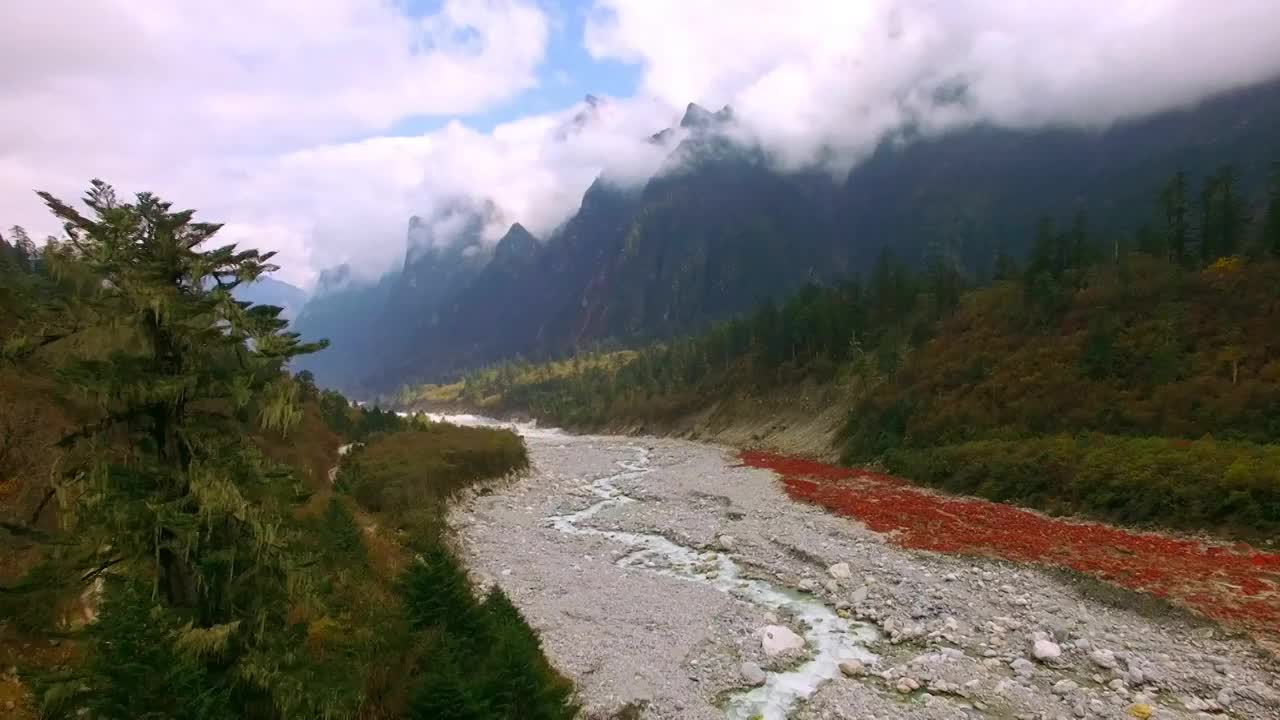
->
<box><xmin>0</xmin><ymin>184</ymin><xmax>575</xmax><ymax>719</ymax></box>
<box><xmin>399</xmin><ymin>164</ymin><xmax>1280</xmax><ymax>540</ymax></box>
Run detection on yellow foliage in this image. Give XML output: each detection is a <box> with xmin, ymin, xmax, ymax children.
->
<box><xmin>306</xmin><ymin>615</ymin><xmax>341</xmax><ymax>650</ymax></box>
<box><xmin>1205</xmin><ymin>255</ymin><xmax>1243</xmax><ymax>276</ymax></box>
<box><xmin>1125</xmin><ymin>703</ymin><xmax>1154</xmax><ymax>719</ymax></box>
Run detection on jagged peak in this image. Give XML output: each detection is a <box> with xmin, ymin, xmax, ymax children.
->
<box><xmin>680</xmin><ymin>102</ymin><xmax>712</xmax><ymax>128</ymax></box>
<box><xmin>492</xmin><ymin>223</ymin><xmax>539</xmax><ymax>267</ymax></box>
<box><xmin>680</xmin><ymin>102</ymin><xmax>734</xmax><ymax>130</ymax></box>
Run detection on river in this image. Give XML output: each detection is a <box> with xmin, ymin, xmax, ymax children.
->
<box><xmin>437</xmin><ymin>414</ymin><xmax>1280</xmax><ymax>720</ymax></box>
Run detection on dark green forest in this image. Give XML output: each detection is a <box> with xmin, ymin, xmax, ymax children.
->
<box><xmin>418</xmin><ymin>163</ymin><xmax>1280</xmax><ymax>539</ymax></box>
<box><xmin>0</xmin><ymin>184</ymin><xmax>575</xmax><ymax>719</ymax></box>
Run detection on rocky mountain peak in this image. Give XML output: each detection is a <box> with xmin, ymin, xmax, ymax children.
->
<box><xmin>492</xmin><ymin>223</ymin><xmax>539</xmax><ymax>268</ymax></box>
<box><xmin>680</xmin><ymin>102</ymin><xmax>734</xmax><ymax>130</ymax></box>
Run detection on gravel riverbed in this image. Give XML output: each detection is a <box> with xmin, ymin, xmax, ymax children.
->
<box><xmin>449</xmin><ymin>425</ymin><xmax>1280</xmax><ymax>720</ymax></box>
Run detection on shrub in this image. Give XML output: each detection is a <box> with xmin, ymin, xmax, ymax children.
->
<box><xmin>887</xmin><ymin>434</ymin><xmax>1280</xmax><ymax>538</ymax></box>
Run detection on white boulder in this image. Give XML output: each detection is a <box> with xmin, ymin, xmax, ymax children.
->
<box><xmin>758</xmin><ymin>625</ymin><xmax>806</xmax><ymax>656</ymax></box>
<box><xmin>1032</xmin><ymin>639</ymin><xmax>1062</xmax><ymax>663</ymax></box>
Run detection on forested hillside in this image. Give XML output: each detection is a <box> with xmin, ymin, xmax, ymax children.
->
<box><xmin>302</xmin><ymin>78</ymin><xmax>1280</xmax><ymax>394</ymax></box>
<box><xmin>398</xmin><ymin>163</ymin><xmax>1280</xmax><ymax>539</ymax></box>
<box><xmin>0</xmin><ymin>185</ymin><xmax>575</xmax><ymax>719</ymax></box>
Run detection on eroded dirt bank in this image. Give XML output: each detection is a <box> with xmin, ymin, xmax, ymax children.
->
<box><xmin>450</xmin><ymin>424</ymin><xmax>1280</xmax><ymax>719</ymax></box>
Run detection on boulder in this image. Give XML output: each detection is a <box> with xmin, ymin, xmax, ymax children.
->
<box><xmin>740</xmin><ymin>662</ymin><xmax>766</xmax><ymax>686</ymax></box>
<box><xmin>1090</xmin><ymin>648</ymin><xmax>1119</xmax><ymax>669</ymax></box>
<box><xmin>757</xmin><ymin>625</ymin><xmax>805</xmax><ymax>656</ymax></box>
<box><xmin>838</xmin><ymin>659</ymin><xmax>866</xmax><ymax>677</ymax></box>
<box><xmin>1009</xmin><ymin>658</ymin><xmax>1035</xmax><ymax>677</ymax></box>
<box><xmin>828</xmin><ymin>562</ymin><xmax>852</xmax><ymax>579</ymax></box>
<box><xmin>1032</xmin><ymin>639</ymin><xmax>1062</xmax><ymax>662</ymax></box>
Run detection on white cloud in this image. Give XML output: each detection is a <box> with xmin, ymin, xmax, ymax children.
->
<box><xmin>5</xmin><ymin>0</ymin><xmax>1280</xmax><ymax>290</ymax></box>
<box><xmin>256</xmin><ymin>95</ymin><xmax>677</xmax><ymax>284</ymax></box>
<box><xmin>0</xmin><ymin>0</ymin><xmax>550</xmax><ymax>285</ymax></box>
<box><xmin>587</xmin><ymin>0</ymin><xmax>1280</xmax><ymax>172</ymax></box>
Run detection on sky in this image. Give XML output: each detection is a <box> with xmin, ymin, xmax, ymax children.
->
<box><xmin>3</xmin><ymin>0</ymin><xmax>1280</xmax><ymax>289</ymax></box>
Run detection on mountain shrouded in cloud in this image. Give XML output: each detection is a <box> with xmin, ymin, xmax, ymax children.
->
<box><xmin>4</xmin><ymin>1</ymin><xmax>1280</xmax><ymax>288</ymax></box>
<box><xmin>292</xmin><ymin>76</ymin><xmax>1280</xmax><ymax>392</ymax></box>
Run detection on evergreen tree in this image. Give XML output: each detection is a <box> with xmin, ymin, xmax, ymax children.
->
<box><xmin>1159</xmin><ymin>170</ymin><xmax>1190</xmax><ymax>265</ymax></box>
<box><xmin>1215</xmin><ymin>164</ymin><xmax>1243</xmax><ymax>258</ymax></box>
<box><xmin>479</xmin><ymin>588</ymin><xmax>578</xmax><ymax>720</ymax></box>
<box><xmin>1135</xmin><ymin>222</ymin><xmax>1164</xmax><ymax>258</ymax></box>
<box><xmin>7</xmin><ymin>225</ymin><xmax>36</xmax><ymax>271</ymax></box>
<box><xmin>992</xmin><ymin>245</ymin><xmax>1018</xmax><ymax>281</ymax></box>
<box><xmin>15</xmin><ymin>181</ymin><xmax>326</xmax><ymax>715</ymax></box>
<box><xmin>1266</xmin><ymin>161</ymin><xmax>1280</xmax><ymax>258</ymax></box>
<box><xmin>1199</xmin><ymin>172</ymin><xmax>1220</xmax><ymax>263</ymax></box>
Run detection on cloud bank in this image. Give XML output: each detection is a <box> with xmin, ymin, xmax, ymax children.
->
<box><xmin>588</xmin><ymin>0</ymin><xmax>1280</xmax><ymax>172</ymax></box>
<box><xmin>3</xmin><ymin>0</ymin><xmax>1280</xmax><ymax>287</ymax></box>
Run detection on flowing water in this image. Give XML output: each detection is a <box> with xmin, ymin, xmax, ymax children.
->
<box><xmin>431</xmin><ymin>413</ymin><xmax>878</xmax><ymax>719</ymax></box>
<box><xmin>545</xmin><ymin>443</ymin><xmax>877</xmax><ymax>720</ymax></box>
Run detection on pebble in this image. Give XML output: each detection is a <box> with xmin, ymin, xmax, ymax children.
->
<box><xmin>740</xmin><ymin>662</ymin><xmax>766</xmax><ymax>686</ymax></box>
<box><xmin>1010</xmin><ymin>658</ymin><xmax>1035</xmax><ymax>677</ymax></box>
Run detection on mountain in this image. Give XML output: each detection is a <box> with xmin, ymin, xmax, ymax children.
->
<box><xmin>291</xmin><ymin>264</ymin><xmax>399</xmax><ymax>390</ymax></box>
<box><xmin>836</xmin><ymin>80</ymin><xmax>1280</xmax><ymax>273</ymax></box>
<box><xmin>231</xmin><ymin>276</ymin><xmax>308</xmax><ymax>320</ymax></box>
<box><xmin>293</xmin><ymin>198</ymin><xmax>504</xmax><ymax>392</ymax></box>
<box><xmin>302</xmin><ymin>79</ymin><xmax>1280</xmax><ymax>392</ymax></box>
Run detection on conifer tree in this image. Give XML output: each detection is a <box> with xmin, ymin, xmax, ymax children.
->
<box><xmin>1160</xmin><ymin>170</ymin><xmax>1190</xmax><ymax>265</ymax></box>
<box><xmin>1266</xmin><ymin>161</ymin><xmax>1280</xmax><ymax>258</ymax></box>
<box><xmin>1216</xmin><ymin>165</ymin><xmax>1242</xmax><ymax>258</ymax></box>
<box><xmin>13</xmin><ymin>181</ymin><xmax>327</xmax><ymax>715</ymax></box>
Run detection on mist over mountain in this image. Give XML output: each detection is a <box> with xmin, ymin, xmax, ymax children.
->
<box><xmin>228</xmin><ymin>276</ymin><xmax>308</xmax><ymax>320</ymax></box>
<box><xmin>294</xmin><ymin>77</ymin><xmax>1280</xmax><ymax>393</ymax></box>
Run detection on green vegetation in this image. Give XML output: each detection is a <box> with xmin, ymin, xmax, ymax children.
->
<box><xmin>0</xmin><ymin>183</ymin><xmax>575</xmax><ymax>719</ymax></box>
<box><xmin>340</xmin><ymin>423</ymin><xmax>529</xmax><ymax>519</ymax></box>
<box><xmin>887</xmin><ymin>435</ymin><xmax>1280</xmax><ymax>536</ymax></box>
<box><xmin>404</xmin><ymin>164</ymin><xmax>1280</xmax><ymax>539</ymax></box>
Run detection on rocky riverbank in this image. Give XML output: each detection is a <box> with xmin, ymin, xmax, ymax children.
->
<box><xmin>449</xmin><ymin>425</ymin><xmax>1280</xmax><ymax>719</ymax></box>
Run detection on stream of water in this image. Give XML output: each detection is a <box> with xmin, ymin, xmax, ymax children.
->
<box><xmin>545</xmin><ymin>442</ymin><xmax>877</xmax><ymax>720</ymax></box>
<box><xmin>426</xmin><ymin>413</ymin><xmax>879</xmax><ymax>718</ymax></box>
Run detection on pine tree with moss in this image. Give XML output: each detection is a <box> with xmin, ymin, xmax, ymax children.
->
<box><xmin>14</xmin><ymin>180</ymin><xmax>327</xmax><ymax>717</ymax></box>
